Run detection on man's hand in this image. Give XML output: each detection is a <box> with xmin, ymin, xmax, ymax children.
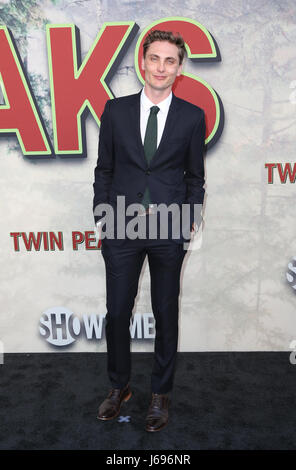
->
<box><xmin>95</xmin><ymin>220</ymin><xmax>102</xmax><ymax>244</ymax></box>
<box><xmin>190</xmin><ymin>222</ymin><xmax>198</xmax><ymax>233</ymax></box>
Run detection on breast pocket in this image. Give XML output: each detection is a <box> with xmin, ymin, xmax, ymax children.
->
<box><xmin>166</xmin><ymin>138</ymin><xmax>189</xmax><ymax>154</ymax></box>
<box><xmin>167</xmin><ymin>137</ymin><xmax>187</xmax><ymax>144</ymax></box>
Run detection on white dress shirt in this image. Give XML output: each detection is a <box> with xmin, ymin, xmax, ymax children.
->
<box><xmin>140</xmin><ymin>87</ymin><xmax>172</xmax><ymax>147</ymax></box>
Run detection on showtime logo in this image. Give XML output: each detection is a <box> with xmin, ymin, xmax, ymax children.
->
<box><xmin>0</xmin><ymin>17</ymin><xmax>223</xmax><ymax>158</ymax></box>
<box><xmin>286</xmin><ymin>256</ymin><xmax>296</xmax><ymax>290</ymax></box>
<box><xmin>39</xmin><ymin>306</ymin><xmax>155</xmax><ymax>346</ymax></box>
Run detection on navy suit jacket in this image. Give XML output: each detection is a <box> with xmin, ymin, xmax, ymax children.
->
<box><xmin>93</xmin><ymin>90</ymin><xmax>206</xmax><ymax>244</ymax></box>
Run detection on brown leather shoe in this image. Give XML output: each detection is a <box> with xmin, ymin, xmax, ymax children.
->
<box><xmin>97</xmin><ymin>384</ymin><xmax>132</xmax><ymax>421</ymax></box>
<box><xmin>145</xmin><ymin>393</ymin><xmax>170</xmax><ymax>432</ymax></box>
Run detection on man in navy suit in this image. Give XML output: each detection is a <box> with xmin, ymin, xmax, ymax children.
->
<box><xmin>93</xmin><ymin>30</ymin><xmax>205</xmax><ymax>432</ymax></box>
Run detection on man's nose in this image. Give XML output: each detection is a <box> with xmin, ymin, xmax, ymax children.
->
<box><xmin>157</xmin><ymin>60</ymin><xmax>165</xmax><ymax>72</ymax></box>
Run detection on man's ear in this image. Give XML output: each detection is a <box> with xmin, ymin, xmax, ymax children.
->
<box><xmin>176</xmin><ymin>62</ymin><xmax>183</xmax><ymax>77</ymax></box>
<box><xmin>141</xmin><ymin>56</ymin><xmax>145</xmax><ymax>71</ymax></box>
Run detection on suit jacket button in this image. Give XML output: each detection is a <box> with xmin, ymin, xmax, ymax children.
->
<box><xmin>137</xmin><ymin>192</ymin><xmax>143</xmax><ymax>198</ymax></box>
<box><xmin>145</xmin><ymin>169</ymin><xmax>151</xmax><ymax>175</ymax></box>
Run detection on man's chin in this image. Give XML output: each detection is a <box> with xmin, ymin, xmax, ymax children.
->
<box><xmin>150</xmin><ymin>81</ymin><xmax>171</xmax><ymax>91</ymax></box>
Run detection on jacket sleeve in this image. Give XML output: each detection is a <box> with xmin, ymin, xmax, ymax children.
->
<box><xmin>184</xmin><ymin>110</ymin><xmax>206</xmax><ymax>229</ymax></box>
<box><xmin>93</xmin><ymin>100</ymin><xmax>114</xmax><ymax>224</ymax></box>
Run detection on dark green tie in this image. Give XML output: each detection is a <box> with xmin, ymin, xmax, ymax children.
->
<box><xmin>141</xmin><ymin>105</ymin><xmax>160</xmax><ymax>209</ymax></box>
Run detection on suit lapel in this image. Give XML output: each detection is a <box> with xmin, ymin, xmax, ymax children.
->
<box><xmin>129</xmin><ymin>91</ymin><xmax>147</xmax><ymax>168</ymax></box>
<box><xmin>150</xmin><ymin>93</ymin><xmax>180</xmax><ymax>167</ymax></box>
<box><xmin>128</xmin><ymin>91</ymin><xmax>180</xmax><ymax>168</ymax></box>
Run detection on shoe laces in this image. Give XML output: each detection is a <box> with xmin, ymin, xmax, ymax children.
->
<box><xmin>108</xmin><ymin>388</ymin><xmax>121</xmax><ymax>401</ymax></box>
<box><xmin>151</xmin><ymin>393</ymin><xmax>163</xmax><ymax>409</ymax></box>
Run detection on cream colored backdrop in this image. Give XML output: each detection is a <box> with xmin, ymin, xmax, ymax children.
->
<box><xmin>1</xmin><ymin>0</ymin><xmax>296</xmax><ymax>352</ymax></box>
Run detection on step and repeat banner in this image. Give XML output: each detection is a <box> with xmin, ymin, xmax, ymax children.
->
<box><xmin>1</xmin><ymin>0</ymin><xmax>296</xmax><ymax>353</ymax></box>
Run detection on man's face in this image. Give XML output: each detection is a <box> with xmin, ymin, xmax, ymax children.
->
<box><xmin>141</xmin><ymin>40</ymin><xmax>183</xmax><ymax>92</ymax></box>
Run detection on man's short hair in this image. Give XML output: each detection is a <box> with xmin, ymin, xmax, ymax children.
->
<box><xmin>143</xmin><ymin>29</ymin><xmax>186</xmax><ymax>64</ymax></box>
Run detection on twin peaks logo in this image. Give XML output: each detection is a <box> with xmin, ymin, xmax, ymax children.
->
<box><xmin>0</xmin><ymin>17</ymin><xmax>224</xmax><ymax>158</ymax></box>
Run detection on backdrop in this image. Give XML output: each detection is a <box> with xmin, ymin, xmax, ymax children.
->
<box><xmin>1</xmin><ymin>0</ymin><xmax>296</xmax><ymax>353</ymax></box>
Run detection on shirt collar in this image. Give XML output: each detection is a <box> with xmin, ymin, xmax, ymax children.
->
<box><xmin>141</xmin><ymin>87</ymin><xmax>172</xmax><ymax>114</ymax></box>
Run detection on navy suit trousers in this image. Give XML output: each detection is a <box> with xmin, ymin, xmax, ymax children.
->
<box><xmin>100</xmin><ymin>215</ymin><xmax>187</xmax><ymax>394</ymax></box>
